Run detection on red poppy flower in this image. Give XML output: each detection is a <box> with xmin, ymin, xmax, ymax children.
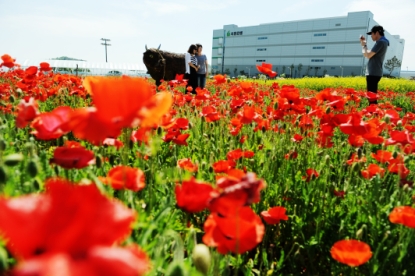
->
<box><xmin>203</xmin><ymin>206</ymin><xmax>265</xmax><ymax>254</ymax></box>
<box><xmin>50</xmin><ymin>144</ymin><xmax>95</xmax><ymax>169</ymax></box>
<box><xmin>175</xmin><ymin>177</ymin><xmax>215</xmax><ymax>213</ymax></box>
<box><xmin>238</xmin><ymin>106</ymin><xmax>259</xmax><ymax>124</ymax></box>
<box><xmin>200</xmin><ymin>106</ymin><xmax>221</xmax><ymax>122</ymax></box>
<box><xmin>333</xmin><ymin>190</ymin><xmax>345</xmax><ymax>199</ymax></box>
<box><xmin>210</xmin><ymin>172</ymin><xmax>266</xmax><ymax>213</ymax></box>
<box><xmin>361</xmin><ymin>164</ymin><xmax>385</xmax><ymax>179</ymax></box>
<box><xmin>25</xmin><ymin>66</ymin><xmax>38</xmax><ymax>76</ymax></box>
<box><xmin>346</xmin><ymin>153</ymin><xmax>366</xmax><ymax>165</ymax></box>
<box><xmin>1</xmin><ymin>54</ymin><xmax>16</xmax><ymax>68</ymax></box>
<box><xmin>101</xmin><ymin>166</ymin><xmax>145</xmax><ymax>192</ymax></box>
<box><xmin>389</xmin><ymin>206</ymin><xmax>415</xmax><ymax>228</ymax></box>
<box><xmin>0</xmin><ymin>178</ymin><xmax>148</xmax><ymax>275</ymax></box>
<box><xmin>284</xmin><ymin>151</ymin><xmax>298</xmax><ymax>160</ymax></box>
<box><xmin>366</xmin><ymin>92</ymin><xmax>379</xmax><ymax>103</ymax></box>
<box><xmin>172</xmin><ymin>133</ymin><xmax>190</xmax><ymax>146</ymax></box>
<box><xmin>139</xmin><ymin>91</ymin><xmax>173</xmax><ymax>128</ymax></box>
<box><xmin>261</xmin><ymin>207</ymin><xmax>288</xmax><ymax>225</ymax></box>
<box><xmin>226</xmin><ymin>149</ymin><xmax>254</xmax><ymax>161</ymax></box>
<box><xmin>212</xmin><ymin>160</ymin><xmax>235</xmax><ymax>173</ymax></box>
<box><xmin>177</xmin><ymin>158</ymin><xmax>198</xmax><ymax>173</ymax></box>
<box><xmin>15</xmin><ymin>97</ymin><xmax>39</xmax><ymax>128</ymax></box>
<box><xmin>131</xmin><ymin>127</ymin><xmax>151</xmax><ymax>145</ymax></box>
<box><xmin>213</xmin><ymin>74</ymin><xmax>226</xmax><ymax>85</ymax></box>
<box><xmin>69</xmin><ymin>107</ymin><xmax>122</xmax><ymax>144</ymax></box>
<box><xmin>330</xmin><ymin>239</ymin><xmax>372</xmax><ymax>267</ymax></box>
<box><xmin>371</xmin><ymin>150</ymin><xmax>392</xmax><ymax>163</ymax></box>
<box><xmin>256</xmin><ymin>62</ymin><xmax>277</xmax><ymax>78</ymax></box>
<box><xmin>84</xmin><ymin>76</ymin><xmax>155</xmax><ymax>129</ymax></box>
<box><xmin>39</xmin><ymin>62</ymin><xmax>52</xmax><ymax>71</ymax></box>
<box><xmin>9</xmin><ymin>244</ymin><xmax>150</xmax><ymax>276</ymax></box>
<box><xmin>0</xmin><ymin>178</ymin><xmax>136</xmax><ymax>258</ymax></box>
<box><xmin>31</xmin><ymin>106</ymin><xmax>73</xmax><ymax>140</ymax></box>
<box><xmin>102</xmin><ymin>138</ymin><xmax>124</xmax><ymax>149</ymax></box>
<box><xmin>303</xmin><ymin>169</ymin><xmax>319</xmax><ymax>182</ymax></box>
<box><xmin>385</xmin><ymin>130</ymin><xmax>415</xmax><ymax>146</ymax></box>
<box><xmin>291</xmin><ymin>134</ymin><xmax>304</xmax><ymax>142</ymax></box>
<box><xmin>387</xmin><ymin>155</ymin><xmax>410</xmax><ymax>179</ymax></box>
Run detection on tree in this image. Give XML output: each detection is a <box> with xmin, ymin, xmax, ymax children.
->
<box><xmin>384</xmin><ymin>56</ymin><xmax>402</xmax><ymax>76</ymax></box>
<box><xmin>314</xmin><ymin>67</ymin><xmax>320</xmax><ymax>76</ymax></box>
<box><xmin>225</xmin><ymin>68</ymin><xmax>231</xmax><ymax>75</ymax></box>
<box><xmin>290</xmin><ymin>64</ymin><xmax>295</xmax><ymax>78</ymax></box>
<box><xmin>306</xmin><ymin>66</ymin><xmax>311</xmax><ymax>76</ymax></box>
<box><xmin>282</xmin><ymin>65</ymin><xmax>286</xmax><ymax>74</ymax></box>
<box><xmin>297</xmin><ymin>63</ymin><xmax>303</xmax><ymax>78</ymax></box>
<box><xmin>234</xmin><ymin>68</ymin><xmax>238</xmax><ymax>77</ymax></box>
<box><xmin>240</xmin><ymin>70</ymin><xmax>246</xmax><ymax>76</ymax></box>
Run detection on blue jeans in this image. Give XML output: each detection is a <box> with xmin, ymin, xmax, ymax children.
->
<box><xmin>197</xmin><ymin>74</ymin><xmax>206</xmax><ymax>89</ymax></box>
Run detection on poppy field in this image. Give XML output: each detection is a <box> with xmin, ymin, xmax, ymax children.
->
<box><xmin>1</xmin><ymin>55</ymin><xmax>415</xmax><ymax>275</ymax></box>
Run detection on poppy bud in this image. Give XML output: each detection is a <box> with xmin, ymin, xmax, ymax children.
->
<box><xmin>357</xmin><ymin>147</ymin><xmax>363</xmax><ymax>159</ymax></box>
<box><xmin>0</xmin><ymin>166</ymin><xmax>6</xmax><ymax>184</ymax></box>
<box><xmin>16</xmin><ymin>88</ymin><xmax>23</xmax><ymax>97</ymax></box>
<box><xmin>0</xmin><ymin>139</ymin><xmax>6</xmax><ymax>151</ymax></box>
<box><xmin>165</xmin><ymin>262</ymin><xmax>186</xmax><ymax>276</ymax></box>
<box><xmin>325</xmin><ymin>106</ymin><xmax>331</xmax><ymax>114</ymax></box>
<box><xmin>4</xmin><ymin>153</ymin><xmax>24</xmax><ymax>167</ymax></box>
<box><xmin>397</xmin><ymin>120</ymin><xmax>402</xmax><ymax>127</ymax></box>
<box><xmin>109</xmin><ymin>155</ymin><xmax>117</xmax><ymax>166</ymax></box>
<box><xmin>384</xmin><ymin>115</ymin><xmax>390</xmax><ymax>124</ymax></box>
<box><xmin>9</xmin><ymin>95</ymin><xmax>15</xmax><ymax>103</ymax></box>
<box><xmin>54</xmin><ymin>166</ymin><xmax>59</xmax><ymax>176</ymax></box>
<box><xmin>27</xmin><ymin>160</ymin><xmax>38</xmax><ymax>178</ymax></box>
<box><xmin>33</xmin><ymin>178</ymin><xmax>40</xmax><ymax>190</ymax></box>
<box><xmin>192</xmin><ymin>244</ymin><xmax>211</xmax><ymax>275</ymax></box>
<box><xmin>273</xmin><ymin>102</ymin><xmax>278</xmax><ymax>110</ymax></box>
<box><xmin>324</xmin><ymin>155</ymin><xmax>330</xmax><ymax>165</ymax></box>
<box><xmin>356</xmin><ymin>224</ymin><xmax>366</xmax><ymax>239</ymax></box>
<box><xmin>351</xmin><ymin>162</ymin><xmax>361</xmax><ymax>173</ymax></box>
<box><xmin>95</xmin><ymin>155</ymin><xmax>102</xmax><ymax>168</ymax></box>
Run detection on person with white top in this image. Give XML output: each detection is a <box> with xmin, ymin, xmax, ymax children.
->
<box><xmin>184</xmin><ymin>44</ymin><xmax>199</xmax><ymax>93</ymax></box>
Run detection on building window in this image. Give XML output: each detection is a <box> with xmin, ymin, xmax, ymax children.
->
<box><xmin>312</xmin><ymin>46</ymin><xmax>325</xmax><ymax>49</ymax></box>
<box><xmin>311</xmin><ymin>59</ymin><xmax>324</xmax><ymax>62</ymax></box>
<box><xmin>335</xmin><ymin>23</ymin><xmax>341</xmax><ymax>26</ymax></box>
<box><xmin>256</xmin><ymin>60</ymin><xmax>266</xmax><ymax>62</ymax></box>
<box><xmin>313</xmin><ymin>33</ymin><xmax>327</xmax><ymax>37</ymax></box>
<box><xmin>257</xmin><ymin>48</ymin><xmax>267</xmax><ymax>51</ymax></box>
<box><xmin>330</xmin><ymin>67</ymin><xmax>335</xmax><ymax>70</ymax></box>
<box><xmin>258</xmin><ymin>37</ymin><xmax>268</xmax><ymax>40</ymax></box>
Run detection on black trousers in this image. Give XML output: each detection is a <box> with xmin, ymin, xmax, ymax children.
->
<box><xmin>366</xmin><ymin>75</ymin><xmax>382</xmax><ymax>93</ymax></box>
<box><xmin>185</xmin><ymin>68</ymin><xmax>198</xmax><ymax>93</ymax></box>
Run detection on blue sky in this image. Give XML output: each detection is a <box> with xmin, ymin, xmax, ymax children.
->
<box><xmin>1</xmin><ymin>0</ymin><xmax>414</xmax><ymax>70</ymax></box>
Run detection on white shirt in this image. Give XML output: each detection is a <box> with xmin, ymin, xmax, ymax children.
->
<box><xmin>185</xmin><ymin>53</ymin><xmax>191</xmax><ymax>74</ymax></box>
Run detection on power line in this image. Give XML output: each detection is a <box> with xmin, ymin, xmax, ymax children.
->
<box><xmin>101</xmin><ymin>38</ymin><xmax>111</xmax><ymax>62</ymax></box>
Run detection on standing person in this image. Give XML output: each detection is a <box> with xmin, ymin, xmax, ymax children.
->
<box><xmin>360</xmin><ymin>25</ymin><xmax>389</xmax><ymax>104</ymax></box>
<box><xmin>195</xmin><ymin>44</ymin><xmax>209</xmax><ymax>89</ymax></box>
<box><xmin>184</xmin><ymin>44</ymin><xmax>199</xmax><ymax>93</ymax></box>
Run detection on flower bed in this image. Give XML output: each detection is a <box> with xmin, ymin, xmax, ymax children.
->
<box><xmin>1</xmin><ymin>56</ymin><xmax>415</xmax><ymax>275</ymax></box>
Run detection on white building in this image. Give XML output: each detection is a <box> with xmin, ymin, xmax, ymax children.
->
<box><xmin>211</xmin><ymin>11</ymin><xmax>405</xmax><ymax>78</ymax></box>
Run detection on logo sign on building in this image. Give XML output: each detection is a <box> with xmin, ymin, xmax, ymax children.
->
<box><xmin>227</xmin><ymin>31</ymin><xmax>243</xmax><ymax>37</ymax></box>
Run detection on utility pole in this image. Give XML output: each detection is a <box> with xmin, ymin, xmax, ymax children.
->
<box><xmin>101</xmin><ymin>38</ymin><xmax>111</xmax><ymax>62</ymax></box>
